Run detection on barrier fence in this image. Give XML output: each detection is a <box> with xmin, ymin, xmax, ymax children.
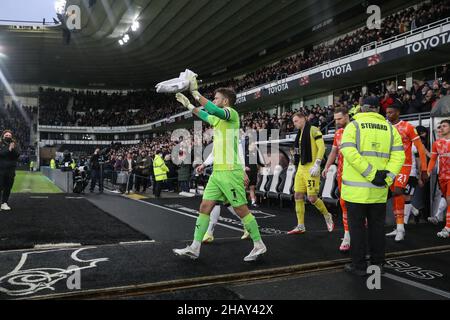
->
<box><xmin>42</xmin><ymin>165</ymin><xmax>207</xmax><ymax>195</ymax></box>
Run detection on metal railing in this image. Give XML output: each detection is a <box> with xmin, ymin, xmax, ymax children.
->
<box><xmin>288</xmin><ymin>111</ymin><xmax>432</xmax><ymax>138</ymax></box>
<box><xmin>360</xmin><ymin>17</ymin><xmax>450</xmax><ymax>52</ymax></box>
<box><xmin>398</xmin><ymin>111</ymin><xmax>431</xmax><ymax>126</ymax></box>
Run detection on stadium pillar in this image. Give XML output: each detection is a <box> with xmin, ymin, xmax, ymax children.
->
<box><xmin>406</xmin><ymin>73</ymin><xmax>413</xmax><ymax>91</ymax></box>
<box><xmin>327</xmin><ymin>93</ymin><xmax>333</xmax><ymax>106</ymax></box>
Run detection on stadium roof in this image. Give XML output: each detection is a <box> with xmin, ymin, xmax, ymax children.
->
<box><xmin>0</xmin><ymin>0</ymin><xmax>411</xmax><ymax>89</ymax></box>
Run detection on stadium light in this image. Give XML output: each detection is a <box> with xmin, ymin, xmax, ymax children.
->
<box><xmin>131</xmin><ymin>21</ymin><xmax>140</xmax><ymax>32</ymax></box>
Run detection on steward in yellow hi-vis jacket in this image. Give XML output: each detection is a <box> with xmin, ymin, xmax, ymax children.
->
<box><xmin>153</xmin><ymin>151</ymin><xmax>169</xmax><ymax>198</ymax></box>
<box><xmin>340</xmin><ymin>97</ymin><xmax>405</xmax><ymax>276</ymax></box>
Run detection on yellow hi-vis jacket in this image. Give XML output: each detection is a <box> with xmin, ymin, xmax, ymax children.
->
<box><xmin>341</xmin><ymin>112</ymin><xmax>405</xmax><ymax>204</ymax></box>
<box><xmin>349</xmin><ymin>104</ymin><xmax>361</xmax><ymax>118</ymax></box>
<box><xmin>153</xmin><ymin>154</ymin><xmax>169</xmax><ymax>182</ymax></box>
<box><xmin>50</xmin><ymin>159</ymin><xmax>56</xmax><ymax>169</ymax></box>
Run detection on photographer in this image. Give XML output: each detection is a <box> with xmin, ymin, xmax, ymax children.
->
<box><xmin>89</xmin><ymin>147</ymin><xmax>110</xmax><ymax>194</ymax></box>
<box><xmin>60</xmin><ymin>150</ymin><xmax>73</xmax><ymax>172</ymax></box>
<box><xmin>0</xmin><ymin>130</ymin><xmax>20</xmax><ymax>211</ymax></box>
<box><xmin>135</xmin><ymin>150</ymin><xmax>151</xmax><ymax>193</ymax></box>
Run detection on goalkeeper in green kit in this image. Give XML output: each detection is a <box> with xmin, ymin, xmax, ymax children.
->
<box><xmin>172</xmin><ymin>73</ymin><xmax>267</xmax><ymax>262</ymax></box>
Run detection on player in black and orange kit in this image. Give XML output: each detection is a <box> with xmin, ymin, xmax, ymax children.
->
<box><xmin>385</xmin><ymin>104</ymin><xmax>428</xmax><ymax>242</ymax></box>
<box><xmin>428</xmin><ymin>119</ymin><xmax>450</xmax><ymax>239</ymax></box>
<box><xmin>322</xmin><ymin>107</ymin><xmax>350</xmax><ymax>252</ymax></box>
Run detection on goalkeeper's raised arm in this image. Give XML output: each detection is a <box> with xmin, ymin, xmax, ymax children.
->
<box><xmin>174</xmin><ymin>72</ymin><xmax>235</xmax><ymax>123</ymax></box>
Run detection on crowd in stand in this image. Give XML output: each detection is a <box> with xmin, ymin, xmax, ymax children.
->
<box><xmin>0</xmin><ymin>104</ymin><xmax>35</xmax><ymax>150</ymax></box>
<box><xmin>335</xmin><ymin>74</ymin><xmax>450</xmax><ymax>116</ymax></box>
<box><xmin>38</xmin><ymin>1</ymin><xmax>450</xmax><ymax>128</ymax></box>
<box><xmin>39</xmin><ymin>88</ymin><xmax>183</xmax><ymax>127</ymax></box>
<box><xmin>203</xmin><ymin>1</ymin><xmax>450</xmax><ymax>95</ymax></box>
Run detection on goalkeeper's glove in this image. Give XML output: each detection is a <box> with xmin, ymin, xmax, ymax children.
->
<box><xmin>309</xmin><ymin>159</ymin><xmax>322</xmax><ymax>177</ymax></box>
<box><xmin>187</xmin><ymin>73</ymin><xmax>201</xmax><ymax>101</ymax></box>
<box><xmin>175</xmin><ymin>93</ymin><xmax>195</xmax><ymax>111</ymax></box>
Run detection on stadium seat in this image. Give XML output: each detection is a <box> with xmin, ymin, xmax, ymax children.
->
<box><xmin>255</xmin><ymin>167</ymin><xmax>272</xmax><ymax>203</ymax></box>
<box><xmin>266</xmin><ymin>165</ymin><xmax>284</xmax><ymax>201</ymax></box>
<box><xmin>321</xmin><ymin>165</ymin><xmax>339</xmax><ymax>207</ymax></box>
<box><xmin>279</xmin><ymin>165</ymin><xmax>296</xmax><ymax>206</ymax></box>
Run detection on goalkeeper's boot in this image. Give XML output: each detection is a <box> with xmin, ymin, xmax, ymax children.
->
<box><xmin>287</xmin><ymin>225</ymin><xmax>306</xmax><ymax>235</ymax></box>
<box><xmin>172</xmin><ymin>245</ymin><xmax>199</xmax><ymax>260</ymax></box>
<box><xmin>244</xmin><ymin>241</ymin><xmax>267</xmax><ymax>262</ymax></box>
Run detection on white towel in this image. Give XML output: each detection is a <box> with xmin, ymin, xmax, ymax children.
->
<box><xmin>156</xmin><ymin>69</ymin><xmax>197</xmax><ymax>93</ymax></box>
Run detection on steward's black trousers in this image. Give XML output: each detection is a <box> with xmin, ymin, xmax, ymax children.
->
<box><xmin>0</xmin><ymin>169</ymin><xmax>15</xmax><ymax>203</ymax></box>
<box><xmin>90</xmin><ymin>168</ymin><xmax>104</xmax><ymax>192</ymax></box>
<box><xmin>346</xmin><ymin>202</ymin><xmax>387</xmax><ymax>270</ymax></box>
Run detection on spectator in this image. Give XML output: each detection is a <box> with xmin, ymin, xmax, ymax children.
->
<box><xmin>380</xmin><ymin>92</ymin><xmax>394</xmax><ymax>115</ymax></box>
<box><xmin>135</xmin><ymin>150</ymin><xmax>151</xmax><ymax>193</ymax></box>
<box><xmin>421</xmin><ymin>89</ymin><xmax>437</xmax><ymax>112</ymax></box>
<box><xmin>177</xmin><ymin>151</ymin><xmax>192</xmax><ymax>193</ymax></box>
<box><xmin>165</xmin><ymin>154</ymin><xmax>177</xmax><ymax>192</ymax></box>
<box><xmin>122</xmin><ymin>152</ymin><xmax>137</xmax><ymax>193</ymax></box>
<box><xmin>439</xmin><ymin>65</ymin><xmax>450</xmax><ymax>83</ymax></box>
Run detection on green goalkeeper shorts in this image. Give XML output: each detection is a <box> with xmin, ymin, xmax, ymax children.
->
<box><xmin>203</xmin><ymin>170</ymin><xmax>247</xmax><ymax>207</ymax></box>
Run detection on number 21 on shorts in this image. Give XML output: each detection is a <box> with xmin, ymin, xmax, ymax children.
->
<box><xmin>397</xmin><ymin>174</ymin><xmax>407</xmax><ymax>185</ymax></box>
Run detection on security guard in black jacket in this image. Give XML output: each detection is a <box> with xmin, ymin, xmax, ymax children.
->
<box><xmin>89</xmin><ymin>147</ymin><xmax>110</xmax><ymax>193</ymax></box>
<box><xmin>0</xmin><ymin>130</ymin><xmax>20</xmax><ymax>211</ymax></box>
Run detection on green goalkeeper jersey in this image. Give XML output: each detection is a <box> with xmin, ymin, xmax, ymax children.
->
<box><xmin>204</xmin><ymin>101</ymin><xmax>242</xmax><ymax>172</ymax></box>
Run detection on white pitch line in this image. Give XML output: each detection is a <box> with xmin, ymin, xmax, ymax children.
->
<box><xmin>119</xmin><ymin>240</ymin><xmax>156</xmax><ymax>245</ymax></box>
<box><xmin>384</xmin><ymin>273</ymin><xmax>450</xmax><ymax>299</ymax></box>
<box><xmin>33</xmin><ymin>243</ymin><xmax>82</xmax><ymax>250</ymax></box>
<box><xmin>134</xmin><ymin>199</ymin><xmax>244</xmax><ymax>233</ymax></box>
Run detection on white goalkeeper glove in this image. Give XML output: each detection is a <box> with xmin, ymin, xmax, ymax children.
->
<box><xmin>309</xmin><ymin>159</ymin><xmax>322</xmax><ymax>177</ymax></box>
<box><xmin>186</xmin><ymin>71</ymin><xmax>201</xmax><ymax>101</ymax></box>
<box><xmin>175</xmin><ymin>93</ymin><xmax>195</xmax><ymax>112</ymax></box>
